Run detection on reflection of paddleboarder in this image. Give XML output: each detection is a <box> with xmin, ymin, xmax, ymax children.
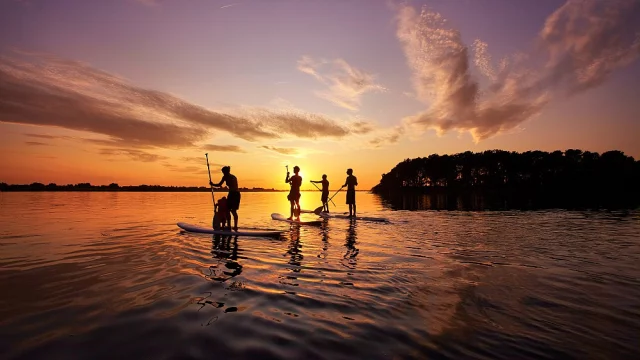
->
<box><xmin>285</xmin><ymin>166</ymin><xmax>302</xmax><ymax>220</ymax></box>
<box><xmin>210</xmin><ymin>166</ymin><xmax>240</xmax><ymax>231</ymax></box>
<box><xmin>344</xmin><ymin>219</ymin><xmax>359</xmax><ymax>265</ymax></box>
<box><xmin>342</xmin><ymin>168</ymin><xmax>358</xmax><ymax>217</ymax></box>
<box><xmin>310</xmin><ymin>174</ymin><xmax>330</xmax><ymax>212</ymax></box>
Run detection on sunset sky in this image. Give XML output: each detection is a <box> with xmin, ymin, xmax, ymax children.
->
<box><xmin>1</xmin><ymin>0</ymin><xmax>639</xmax><ymax>190</ymax></box>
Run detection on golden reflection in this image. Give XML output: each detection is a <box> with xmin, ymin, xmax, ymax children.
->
<box><xmin>342</xmin><ymin>219</ymin><xmax>359</xmax><ymax>268</ymax></box>
<box><xmin>318</xmin><ymin>222</ymin><xmax>330</xmax><ymax>260</ymax></box>
<box><xmin>207</xmin><ymin>235</ymin><xmax>242</xmax><ymax>282</ymax></box>
<box><xmin>286</xmin><ymin>225</ymin><xmax>303</xmax><ymax>272</ymax></box>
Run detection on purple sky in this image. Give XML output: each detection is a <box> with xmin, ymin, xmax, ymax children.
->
<box><xmin>1</xmin><ymin>0</ymin><xmax>639</xmax><ymax>187</ymax></box>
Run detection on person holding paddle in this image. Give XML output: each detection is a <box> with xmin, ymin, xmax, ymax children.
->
<box><xmin>285</xmin><ymin>166</ymin><xmax>302</xmax><ymax>221</ymax></box>
<box><xmin>210</xmin><ymin>166</ymin><xmax>240</xmax><ymax>231</ymax></box>
<box><xmin>343</xmin><ymin>168</ymin><xmax>358</xmax><ymax>217</ymax></box>
<box><xmin>311</xmin><ymin>174</ymin><xmax>330</xmax><ymax>213</ymax></box>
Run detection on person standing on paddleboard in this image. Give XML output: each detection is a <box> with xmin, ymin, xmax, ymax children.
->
<box><xmin>210</xmin><ymin>166</ymin><xmax>240</xmax><ymax>231</ymax></box>
<box><xmin>311</xmin><ymin>174</ymin><xmax>329</xmax><ymax>212</ymax></box>
<box><xmin>343</xmin><ymin>168</ymin><xmax>358</xmax><ymax>217</ymax></box>
<box><xmin>285</xmin><ymin>166</ymin><xmax>302</xmax><ymax>220</ymax></box>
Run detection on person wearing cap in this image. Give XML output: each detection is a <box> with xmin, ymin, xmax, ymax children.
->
<box><xmin>310</xmin><ymin>174</ymin><xmax>330</xmax><ymax>212</ymax></box>
<box><xmin>285</xmin><ymin>165</ymin><xmax>302</xmax><ymax>220</ymax></box>
<box><xmin>210</xmin><ymin>166</ymin><xmax>241</xmax><ymax>231</ymax></box>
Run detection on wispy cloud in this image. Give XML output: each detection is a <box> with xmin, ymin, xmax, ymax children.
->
<box><xmin>181</xmin><ymin>156</ymin><xmax>224</xmax><ymax>167</ymax></box>
<box><xmin>538</xmin><ymin>0</ymin><xmax>640</xmax><ymax>94</ymax></box>
<box><xmin>162</xmin><ymin>162</ymin><xmax>209</xmax><ymax>175</ymax></box>
<box><xmin>22</xmin><ymin>132</ymin><xmax>153</xmax><ymax>149</ymax></box>
<box><xmin>202</xmin><ymin>144</ymin><xmax>245</xmax><ymax>153</ymax></box>
<box><xmin>297</xmin><ymin>56</ymin><xmax>386</xmax><ymax>111</ymax></box>
<box><xmin>297</xmin><ymin>56</ymin><xmax>325</xmax><ymax>81</ymax></box>
<box><xmin>351</xmin><ymin>120</ymin><xmax>375</xmax><ymax>135</ymax></box>
<box><xmin>0</xmin><ymin>53</ymin><xmax>362</xmax><ymax>148</ymax></box>
<box><xmin>24</xmin><ymin>133</ymin><xmax>61</xmax><ymax>140</ymax></box>
<box><xmin>99</xmin><ymin>148</ymin><xmax>168</xmax><ymax>162</ymax></box>
<box><xmin>24</xmin><ymin>141</ymin><xmax>50</xmax><ymax>146</ymax></box>
<box><xmin>220</xmin><ymin>3</ymin><xmax>237</xmax><ymax>9</ymax></box>
<box><xmin>259</xmin><ymin>145</ymin><xmax>299</xmax><ymax>155</ymax></box>
<box><xmin>369</xmin><ymin>126</ymin><xmax>404</xmax><ymax>148</ymax></box>
<box><xmin>396</xmin><ymin>0</ymin><xmax>640</xmax><ymax>142</ymax></box>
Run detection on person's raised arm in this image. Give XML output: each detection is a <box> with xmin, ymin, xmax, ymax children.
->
<box><xmin>285</xmin><ymin>172</ymin><xmax>290</xmax><ymax>184</ymax></box>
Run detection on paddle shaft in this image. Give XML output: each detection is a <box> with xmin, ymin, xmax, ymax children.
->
<box><xmin>205</xmin><ymin>153</ymin><xmax>215</xmax><ymax>208</ymax></box>
<box><xmin>311</xmin><ymin>182</ymin><xmax>336</xmax><ymax>206</ymax></box>
<box><xmin>314</xmin><ymin>186</ymin><xmax>343</xmax><ymax>214</ymax></box>
<box><xmin>328</xmin><ymin>186</ymin><xmax>343</xmax><ymax>203</ymax></box>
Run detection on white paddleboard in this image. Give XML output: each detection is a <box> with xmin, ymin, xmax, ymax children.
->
<box><xmin>177</xmin><ymin>222</ymin><xmax>284</xmax><ymax>237</ymax></box>
<box><xmin>318</xmin><ymin>212</ymin><xmax>389</xmax><ymax>223</ymax></box>
<box><xmin>271</xmin><ymin>213</ymin><xmax>323</xmax><ymax>225</ymax></box>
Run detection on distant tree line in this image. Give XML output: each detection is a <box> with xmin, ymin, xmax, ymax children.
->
<box><xmin>372</xmin><ymin>150</ymin><xmax>640</xmax><ymax>209</ymax></box>
<box><xmin>0</xmin><ymin>183</ymin><xmax>281</xmax><ymax>192</ymax></box>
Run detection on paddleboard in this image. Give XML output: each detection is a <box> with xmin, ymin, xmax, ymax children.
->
<box><xmin>318</xmin><ymin>212</ymin><xmax>389</xmax><ymax>223</ymax></box>
<box><xmin>177</xmin><ymin>222</ymin><xmax>284</xmax><ymax>237</ymax></box>
<box><xmin>271</xmin><ymin>213</ymin><xmax>323</xmax><ymax>225</ymax></box>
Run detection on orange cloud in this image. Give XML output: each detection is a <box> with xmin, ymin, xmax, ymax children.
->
<box><xmin>297</xmin><ymin>56</ymin><xmax>386</xmax><ymax>111</ymax></box>
<box><xmin>202</xmin><ymin>144</ymin><xmax>245</xmax><ymax>153</ymax></box>
<box><xmin>0</xmin><ymin>53</ymin><xmax>364</xmax><ymax>150</ymax></box>
<box><xmin>259</xmin><ymin>146</ymin><xmax>299</xmax><ymax>155</ymax></box>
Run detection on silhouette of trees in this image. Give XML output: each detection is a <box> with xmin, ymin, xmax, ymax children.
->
<box><xmin>0</xmin><ymin>183</ymin><xmax>285</xmax><ymax>192</ymax></box>
<box><xmin>372</xmin><ymin>149</ymin><xmax>640</xmax><ymax>209</ymax></box>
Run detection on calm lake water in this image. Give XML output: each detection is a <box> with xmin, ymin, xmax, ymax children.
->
<box><xmin>1</xmin><ymin>192</ymin><xmax>639</xmax><ymax>359</ymax></box>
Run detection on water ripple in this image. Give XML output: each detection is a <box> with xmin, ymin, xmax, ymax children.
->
<box><xmin>1</xmin><ymin>193</ymin><xmax>639</xmax><ymax>359</ymax></box>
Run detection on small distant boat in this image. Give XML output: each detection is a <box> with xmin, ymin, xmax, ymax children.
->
<box><xmin>271</xmin><ymin>213</ymin><xmax>323</xmax><ymax>225</ymax></box>
<box><xmin>318</xmin><ymin>212</ymin><xmax>389</xmax><ymax>223</ymax></box>
<box><xmin>177</xmin><ymin>222</ymin><xmax>284</xmax><ymax>237</ymax></box>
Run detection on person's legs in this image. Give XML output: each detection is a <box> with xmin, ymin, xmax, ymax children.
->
<box><xmin>288</xmin><ymin>199</ymin><xmax>295</xmax><ymax>219</ymax></box>
<box><xmin>346</xmin><ymin>190</ymin><xmax>355</xmax><ymax>216</ymax></box>
<box><xmin>213</xmin><ymin>212</ymin><xmax>220</xmax><ymax>230</ymax></box>
<box><xmin>227</xmin><ymin>191</ymin><xmax>240</xmax><ymax>230</ymax></box>
<box><xmin>294</xmin><ymin>199</ymin><xmax>301</xmax><ymax>220</ymax></box>
<box><xmin>230</xmin><ymin>210</ymin><xmax>238</xmax><ymax>230</ymax></box>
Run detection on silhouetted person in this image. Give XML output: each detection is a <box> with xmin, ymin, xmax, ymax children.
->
<box><xmin>311</xmin><ymin>174</ymin><xmax>330</xmax><ymax>212</ymax></box>
<box><xmin>343</xmin><ymin>168</ymin><xmax>358</xmax><ymax>217</ymax></box>
<box><xmin>213</xmin><ymin>196</ymin><xmax>230</xmax><ymax>230</ymax></box>
<box><xmin>285</xmin><ymin>166</ymin><xmax>302</xmax><ymax>220</ymax></box>
<box><xmin>210</xmin><ymin>166</ymin><xmax>240</xmax><ymax>231</ymax></box>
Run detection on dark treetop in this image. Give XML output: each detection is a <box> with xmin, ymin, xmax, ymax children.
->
<box><xmin>372</xmin><ymin>149</ymin><xmax>640</xmax><ymax>210</ymax></box>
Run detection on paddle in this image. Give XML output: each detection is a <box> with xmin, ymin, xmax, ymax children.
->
<box><xmin>311</xmin><ymin>181</ymin><xmax>336</xmax><ymax>206</ymax></box>
<box><xmin>205</xmin><ymin>153</ymin><xmax>215</xmax><ymax>209</ymax></box>
<box><xmin>313</xmin><ymin>186</ymin><xmax>343</xmax><ymax>215</ymax></box>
